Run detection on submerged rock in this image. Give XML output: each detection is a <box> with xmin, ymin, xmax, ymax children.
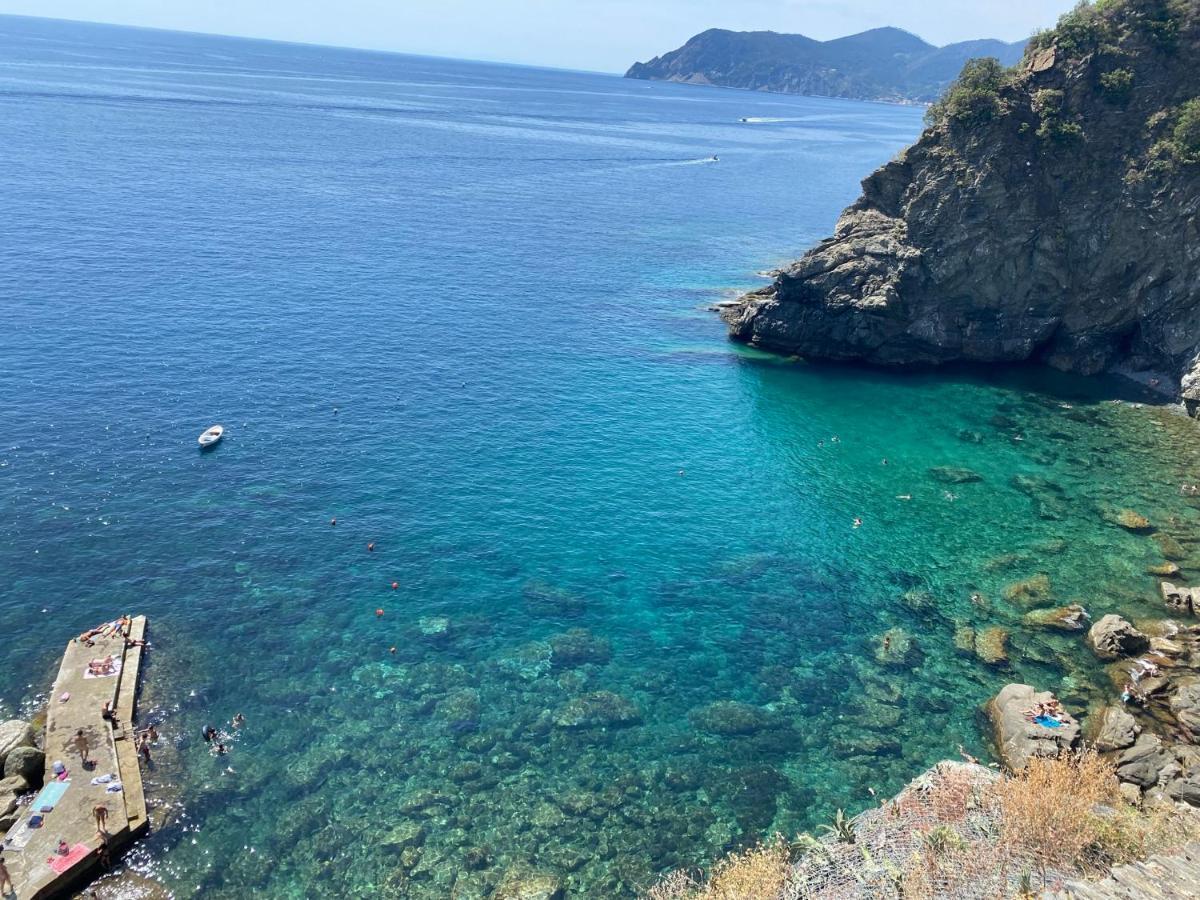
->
<box><xmin>689</xmin><ymin>700</ymin><xmax>770</xmax><ymax>736</ymax></box>
<box><xmin>1149</xmin><ymin>562</ymin><xmax>1183</xmax><ymax>578</ymax></box>
<box><xmin>548</xmin><ymin>628</ymin><xmax>612</xmax><ymax>668</ymax></box>
<box><xmin>552</xmin><ymin>691</ymin><xmax>641</xmax><ymax>729</ymax></box>
<box><xmin>928</xmin><ymin>466</ymin><xmax>983</xmax><ymax>484</ymax></box>
<box><xmin>522</xmin><ymin>580</ymin><xmax>587</xmax><ymax>617</ymax></box>
<box><xmin>1154</xmin><ymin>532</ymin><xmax>1187</xmax><ymax>561</ymax></box>
<box><xmin>492</xmin><ymin>866</ymin><xmax>563</xmax><ymax>900</ymax></box>
<box><xmin>1023</xmin><ymin>604</ymin><xmax>1088</xmax><ymax>632</ymax></box>
<box><xmin>1106</xmin><ymin>508</ymin><xmax>1153</xmax><ymax>533</ymax></box>
<box><xmin>974</xmin><ymin>627</ymin><xmax>1009</xmax><ymax>666</ymax></box>
<box><xmin>986</xmin><ymin>684</ymin><xmax>1079</xmax><ymax>771</ymax></box>
<box><xmin>1002</xmin><ymin>574</ymin><xmax>1051</xmax><ymax>607</ymax></box>
<box><xmin>873</xmin><ymin>627</ymin><xmax>918</xmax><ymax>667</ymax></box>
<box><xmin>1087</xmin><ymin>615</ymin><xmax>1149</xmax><ymax>661</ymax></box>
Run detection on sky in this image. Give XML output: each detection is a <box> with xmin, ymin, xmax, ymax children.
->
<box><xmin>0</xmin><ymin>0</ymin><xmax>1082</xmax><ymax>73</ymax></box>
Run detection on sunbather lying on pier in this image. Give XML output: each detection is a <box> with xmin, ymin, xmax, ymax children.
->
<box><xmin>87</xmin><ymin>656</ymin><xmax>116</xmax><ymax>676</ymax></box>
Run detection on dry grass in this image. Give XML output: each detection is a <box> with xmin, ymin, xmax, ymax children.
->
<box><xmin>644</xmin><ymin>838</ymin><xmax>790</xmax><ymax>900</ymax></box>
<box><xmin>645</xmin><ymin>753</ymin><xmax>1200</xmax><ymax>900</ymax></box>
<box><xmin>993</xmin><ymin>748</ymin><xmax>1120</xmax><ymax>878</ymax></box>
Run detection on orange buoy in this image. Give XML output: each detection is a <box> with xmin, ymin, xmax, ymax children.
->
<box><xmin>391</xmin><ymin>581</ymin><xmax>398</xmax><ymax>590</ymax></box>
<box><xmin>375</xmin><ymin>608</ymin><xmax>384</xmax><ymax>617</ymax></box>
<box><xmin>367</xmin><ymin>542</ymin><xmax>375</xmax><ymax>552</ymax></box>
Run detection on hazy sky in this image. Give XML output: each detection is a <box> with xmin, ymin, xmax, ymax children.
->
<box><xmin>0</xmin><ymin>0</ymin><xmax>1081</xmax><ymax>72</ymax></box>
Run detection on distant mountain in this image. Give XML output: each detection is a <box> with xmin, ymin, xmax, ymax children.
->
<box><xmin>625</xmin><ymin>27</ymin><xmax>1027</xmax><ymax>104</ymax></box>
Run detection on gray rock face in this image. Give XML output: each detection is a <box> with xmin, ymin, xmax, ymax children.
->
<box><xmin>986</xmin><ymin>684</ymin><xmax>1079</xmax><ymax>771</ymax></box>
<box><xmin>1170</xmin><ymin>680</ymin><xmax>1200</xmax><ymax>738</ymax></box>
<box><xmin>2</xmin><ymin>745</ymin><xmax>44</xmax><ymax>782</ymax></box>
<box><xmin>1116</xmin><ymin>733</ymin><xmax>1171</xmax><ymax>788</ymax></box>
<box><xmin>1087</xmin><ymin>614</ymin><xmax>1150</xmax><ymax>661</ymax></box>
<box><xmin>725</xmin><ymin>9</ymin><xmax>1200</xmax><ymax>392</ymax></box>
<box><xmin>1161</xmin><ymin>581</ymin><xmax>1200</xmax><ymax>616</ymax></box>
<box><xmin>1091</xmin><ymin>705</ymin><xmax>1141</xmax><ymax>753</ymax></box>
<box><xmin>0</xmin><ymin>720</ymin><xmax>34</xmax><ymax>768</ymax></box>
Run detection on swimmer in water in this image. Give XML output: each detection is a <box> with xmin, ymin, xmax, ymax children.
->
<box><xmin>896</xmin><ymin>494</ymin><xmax>912</xmax><ymax>501</ymax></box>
<box><xmin>881</xmin><ymin>458</ymin><xmax>888</xmax><ymax>465</ymax></box>
<box><xmin>853</xmin><ymin>517</ymin><xmax>863</xmax><ymax>528</ymax></box>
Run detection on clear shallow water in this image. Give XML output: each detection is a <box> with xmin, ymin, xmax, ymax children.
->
<box><xmin>3</xmin><ymin>15</ymin><xmax>1200</xmax><ymax>898</ymax></box>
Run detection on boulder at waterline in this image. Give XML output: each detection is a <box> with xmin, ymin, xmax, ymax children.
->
<box><xmin>1169</xmin><ymin>680</ymin><xmax>1200</xmax><ymax>738</ymax></box>
<box><xmin>1087</xmin><ymin>614</ymin><xmax>1150</xmax><ymax>661</ymax></box>
<box><xmin>1116</xmin><ymin>733</ymin><xmax>1170</xmax><ymax>788</ymax></box>
<box><xmin>1161</xmin><ymin>582</ymin><xmax>1200</xmax><ymax>616</ymax></box>
<box><xmin>986</xmin><ymin>684</ymin><xmax>1079</xmax><ymax>771</ymax></box>
<box><xmin>0</xmin><ymin>720</ymin><xmax>34</xmax><ymax>768</ymax></box>
<box><xmin>1088</xmin><ymin>705</ymin><xmax>1141</xmax><ymax>753</ymax></box>
<box><xmin>2</xmin><ymin>745</ymin><xmax>44</xmax><ymax>783</ymax></box>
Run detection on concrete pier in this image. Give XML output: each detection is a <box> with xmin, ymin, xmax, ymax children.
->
<box><xmin>2</xmin><ymin>616</ymin><xmax>149</xmax><ymax>899</ymax></box>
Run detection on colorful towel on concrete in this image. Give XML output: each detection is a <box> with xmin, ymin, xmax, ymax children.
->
<box><xmin>2</xmin><ymin>820</ymin><xmax>37</xmax><ymax>851</ymax></box>
<box><xmin>32</xmin><ymin>779</ymin><xmax>70</xmax><ymax>811</ymax></box>
<box><xmin>48</xmin><ymin>842</ymin><xmax>92</xmax><ymax>874</ymax></box>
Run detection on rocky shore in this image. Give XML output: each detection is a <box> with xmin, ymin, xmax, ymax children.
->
<box><xmin>0</xmin><ymin>718</ymin><xmax>44</xmax><ymax>833</ymax></box>
<box><xmin>723</xmin><ymin>1</ymin><xmax>1200</xmax><ymax>404</ymax></box>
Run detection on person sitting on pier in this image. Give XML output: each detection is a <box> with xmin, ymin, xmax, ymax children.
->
<box><xmin>101</xmin><ymin>700</ymin><xmax>117</xmax><ymax>725</ymax></box>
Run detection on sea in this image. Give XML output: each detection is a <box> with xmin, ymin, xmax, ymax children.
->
<box><xmin>2</xmin><ymin>14</ymin><xmax>1199</xmax><ymax>898</ymax></box>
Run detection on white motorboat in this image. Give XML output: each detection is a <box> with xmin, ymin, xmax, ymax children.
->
<box><xmin>198</xmin><ymin>424</ymin><xmax>224</xmax><ymax>449</ymax></box>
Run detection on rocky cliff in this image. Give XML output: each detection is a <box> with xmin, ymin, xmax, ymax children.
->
<box><xmin>725</xmin><ymin>0</ymin><xmax>1200</xmax><ymax>400</ymax></box>
<box><xmin>626</xmin><ymin>27</ymin><xmax>1026</xmax><ymax>104</ymax></box>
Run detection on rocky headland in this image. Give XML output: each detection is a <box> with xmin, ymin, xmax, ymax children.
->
<box><xmin>0</xmin><ymin>717</ymin><xmax>44</xmax><ymax>833</ymax></box>
<box><xmin>723</xmin><ymin>0</ymin><xmax>1200</xmax><ymax>406</ymax></box>
<box><xmin>625</xmin><ymin>27</ymin><xmax>1026</xmax><ymax>105</ymax></box>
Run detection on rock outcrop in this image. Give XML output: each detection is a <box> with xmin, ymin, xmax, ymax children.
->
<box><xmin>1088</xmin><ymin>614</ymin><xmax>1150</xmax><ymax>660</ymax></box>
<box><xmin>986</xmin><ymin>684</ymin><xmax>1079</xmax><ymax>770</ymax></box>
<box><xmin>725</xmin><ymin>2</ymin><xmax>1200</xmax><ymax>396</ymax></box>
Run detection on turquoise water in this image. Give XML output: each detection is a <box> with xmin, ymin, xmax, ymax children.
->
<box><xmin>3</xmin><ymin>15</ymin><xmax>1200</xmax><ymax>898</ymax></box>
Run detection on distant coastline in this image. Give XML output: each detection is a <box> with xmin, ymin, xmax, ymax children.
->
<box><xmin>626</xmin><ymin>27</ymin><xmax>1027</xmax><ymax>105</ymax></box>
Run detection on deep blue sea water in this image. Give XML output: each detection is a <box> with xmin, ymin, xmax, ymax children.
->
<box><xmin>3</xmin><ymin>15</ymin><xmax>1200</xmax><ymax>898</ymax></box>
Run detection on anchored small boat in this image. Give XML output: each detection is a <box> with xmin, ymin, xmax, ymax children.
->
<box><xmin>198</xmin><ymin>424</ymin><xmax>224</xmax><ymax>449</ymax></box>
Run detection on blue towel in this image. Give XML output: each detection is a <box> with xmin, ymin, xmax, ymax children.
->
<box><xmin>32</xmin><ymin>779</ymin><xmax>70</xmax><ymax>811</ymax></box>
<box><xmin>1034</xmin><ymin>714</ymin><xmax>1063</xmax><ymax>729</ymax></box>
